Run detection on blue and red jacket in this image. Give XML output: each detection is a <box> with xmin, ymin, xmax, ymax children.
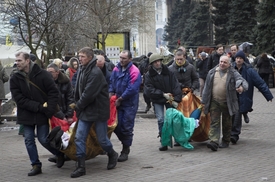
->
<box><xmin>109</xmin><ymin>62</ymin><xmax>142</xmax><ymax>107</ymax></box>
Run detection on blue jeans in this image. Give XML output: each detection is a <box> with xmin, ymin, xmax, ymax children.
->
<box><xmin>75</xmin><ymin>120</ymin><xmax>113</xmax><ymax>158</ymax></box>
<box><xmin>153</xmin><ymin>103</ymin><xmax>174</xmax><ymax>134</ymax></box>
<box><xmin>24</xmin><ymin>124</ymin><xmax>62</xmax><ymax>167</ymax></box>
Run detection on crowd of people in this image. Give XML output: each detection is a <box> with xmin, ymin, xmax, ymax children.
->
<box><xmin>3</xmin><ymin>43</ymin><xmax>274</xmax><ymax>178</ymax></box>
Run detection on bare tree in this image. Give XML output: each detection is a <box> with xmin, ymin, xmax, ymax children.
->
<box><xmin>81</xmin><ymin>0</ymin><xmax>150</xmax><ymax>52</ymax></box>
<box><xmin>1</xmin><ymin>0</ymin><xmax>82</xmax><ymax>65</ymax></box>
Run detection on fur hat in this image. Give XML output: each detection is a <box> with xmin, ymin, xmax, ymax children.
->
<box><xmin>235</xmin><ymin>50</ymin><xmax>246</xmax><ymax>60</ymax></box>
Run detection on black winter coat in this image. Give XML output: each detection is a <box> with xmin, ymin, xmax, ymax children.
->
<box><xmin>10</xmin><ymin>63</ymin><xmax>59</xmax><ymax>125</ymax></box>
<box><xmin>144</xmin><ymin>64</ymin><xmax>182</xmax><ymax>104</ymax></box>
<box><xmin>54</xmin><ymin>72</ymin><xmax>74</xmax><ymax>119</ymax></box>
<box><xmin>168</xmin><ymin>61</ymin><xmax>199</xmax><ymax>91</ymax></box>
<box><xmin>74</xmin><ymin>58</ymin><xmax>110</xmax><ymax>122</ymax></box>
<box><xmin>207</xmin><ymin>52</ymin><xmax>223</xmax><ymax>71</ymax></box>
<box><xmin>196</xmin><ymin>57</ymin><xmax>208</xmax><ymax>80</ymax></box>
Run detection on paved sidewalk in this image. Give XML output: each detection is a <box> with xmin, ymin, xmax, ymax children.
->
<box><xmin>1</xmin><ymin>89</ymin><xmax>275</xmax><ymax>182</ymax></box>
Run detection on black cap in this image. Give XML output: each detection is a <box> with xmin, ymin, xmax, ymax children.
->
<box><xmin>30</xmin><ymin>54</ymin><xmax>37</xmax><ymax>62</ymax></box>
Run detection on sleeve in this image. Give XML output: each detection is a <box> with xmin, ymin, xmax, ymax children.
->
<box><xmin>190</xmin><ymin>67</ymin><xmax>199</xmax><ymax>90</ymax></box>
<box><xmin>171</xmin><ymin>72</ymin><xmax>182</xmax><ymax>103</ymax></box>
<box><xmin>207</xmin><ymin>55</ymin><xmax>213</xmax><ymax>72</ymax></box>
<box><xmin>2</xmin><ymin>68</ymin><xmax>9</xmax><ymax>83</ymax></box>
<box><xmin>76</xmin><ymin>69</ymin><xmax>105</xmax><ymax>110</ymax></box>
<box><xmin>144</xmin><ymin>72</ymin><xmax>164</xmax><ymax>100</ymax></box>
<box><xmin>250</xmin><ymin>69</ymin><xmax>274</xmax><ymax>101</ymax></box>
<box><xmin>233</xmin><ymin>70</ymin><xmax>248</xmax><ymax>92</ymax></box>
<box><xmin>120</xmin><ymin>66</ymin><xmax>142</xmax><ymax>100</ymax></box>
<box><xmin>43</xmin><ymin>72</ymin><xmax>59</xmax><ymax>117</ymax></box>
<box><xmin>10</xmin><ymin>76</ymin><xmax>41</xmax><ymax>112</ymax></box>
<box><xmin>64</xmin><ymin>82</ymin><xmax>75</xmax><ymax>118</ymax></box>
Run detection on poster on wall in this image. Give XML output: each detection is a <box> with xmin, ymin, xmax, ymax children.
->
<box><xmin>97</xmin><ymin>32</ymin><xmax>130</xmax><ymax>65</ymax></box>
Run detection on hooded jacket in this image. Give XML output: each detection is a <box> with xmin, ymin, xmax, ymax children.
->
<box><xmin>10</xmin><ymin>62</ymin><xmax>59</xmax><ymax>125</ymax></box>
<box><xmin>168</xmin><ymin>60</ymin><xmax>199</xmax><ymax>91</ymax></box>
<box><xmin>0</xmin><ymin>64</ymin><xmax>9</xmax><ymax>99</ymax></box>
<box><xmin>74</xmin><ymin>57</ymin><xmax>110</xmax><ymax>122</ymax></box>
<box><xmin>144</xmin><ymin>64</ymin><xmax>182</xmax><ymax>104</ymax></box>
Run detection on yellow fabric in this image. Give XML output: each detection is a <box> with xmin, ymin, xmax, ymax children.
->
<box><xmin>175</xmin><ymin>60</ymin><xmax>186</xmax><ymax>67</ymax></box>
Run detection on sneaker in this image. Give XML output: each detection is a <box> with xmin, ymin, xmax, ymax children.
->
<box><xmin>207</xmin><ymin>141</ymin><xmax>218</xmax><ymax>151</ymax></box>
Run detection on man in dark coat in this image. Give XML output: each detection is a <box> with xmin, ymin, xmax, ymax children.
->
<box><xmin>144</xmin><ymin>53</ymin><xmax>182</xmax><ymax>151</ymax></box>
<box><xmin>71</xmin><ymin>47</ymin><xmax>118</xmax><ymax>178</ymax></box>
<box><xmin>168</xmin><ymin>50</ymin><xmax>199</xmax><ymax>93</ymax></box>
<box><xmin>196</xmin><ymin>52</ymin><xmax>208</xmax><ymax>97</ymax></box>
<box><xmin>207</xmin><ymin>44</ymin><xmax>225</xmax><ymax>72</ymax></box>
<box><xmin>230</xmin><ymin>51</ymin><xmax>273</xmax><ymax>144</ymax></box>
<box><xmin>46</xmin><ymin>63</ymin><xmax>75</xmax><ymax>165</ymax></box>
<box><xmin>138</xmin><ymin>52</ymin><xmax>153</xmax><ymax>112</ymax></box>
<box><xmin>10</xmin><ymin>52</ymin><xmax>64</xmax><ymax>176</ymax></box>
<box><xmin>96</xmin><ymin>55</ymin><xmax>112</xmax><ymax>85</ymax></box>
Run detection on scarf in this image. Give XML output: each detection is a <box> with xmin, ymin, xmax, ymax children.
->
<box><xmin>68</xmin><ymin>68</ymin><xmax>77</xmax><ymax>81</ymax></box>
<box><xmin>176</xmin><ymin>60</ymin><xmax>186</xmax><ymax>67</ymax></box>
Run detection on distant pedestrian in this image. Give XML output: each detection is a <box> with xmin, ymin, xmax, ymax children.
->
<box><xmin>196</xmin><ymin>52</ymin><xmax>208</xmax><ymax>97</ymax></box>
<box><xmin>65</xmin><ymin>57</ymin><xmax>79</xmax><ymax>81</ymax></box>
<box><xmin>257</xmin><ymin>53</ymin><xmax>273</xmax><ymax>86</ymax></box>
<box><xmin>109</xmin><ymin>50</ymin><xmax>142</xmax><ymax>162</ymax></box>
<box><xmin>138</xmin><ymin>52</ymin><xmax>153</xmax><ymax>112</ymax></box>
<box><xmin>96</xmin><ymin>55</ymin><xmax>112</xmax><ymax>85</ymax></box>
<box><xmin>202</xmin><ymin>55</ymin><xmax>248</xmax><ymax>151</ymax></box>
<box><xmin>207</xmin><ymin>44</ymin><xmax>225</xmax><ymax>72</ymax></box>
<box><xmin>0</xmin><ymin>60</ymin><xmax>9</xmax><ymax>124</ymax></box>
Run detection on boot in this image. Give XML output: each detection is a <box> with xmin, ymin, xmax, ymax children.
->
<box><xmin>107</xmin><ymin>149</ymin><xmax>118</xmax><ymax>170</ymax></box>
<box><xmin>56</xmin><ymin>154</ymin><xmax>65</xmax><ymax>168</ymax></box>
<box><xmin>70</xmin><ymin>157</ymin><xmax>86</xmax><ymax>178</ymax></box>
<box><xmin>243</xmin><ymin>113</ymin><xmax>250</xmax><ymax>123</ymax></box>
<box><xmin>159</xmin><ymin>146</ymin><xmax>168</xmax><ymax>151</ymax></box>
<box><xmin>28</xmin><ymin>165</ymin><xmax>42</xmax><ymax>176</ymax></box>
<box><xmin>118</xmin><ymin>145</ymin><xmax>130</xmax><ymax>162</ymax></box>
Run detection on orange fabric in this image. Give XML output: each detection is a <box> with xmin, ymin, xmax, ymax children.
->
<box><xmin>177</xmin><ymin>89</ymin><xmax>210</xmax><ymax>142</ymax></box>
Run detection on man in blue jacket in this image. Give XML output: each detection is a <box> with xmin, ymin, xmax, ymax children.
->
<box><xmin>109</xmin><ymin>50</ymin><xmax>142</xmax><ymax>162</ymax></box>
<box><xmin>230</xmin><ymin>51</ymin><xmax>273</xmax><ymax>144</ymax></box>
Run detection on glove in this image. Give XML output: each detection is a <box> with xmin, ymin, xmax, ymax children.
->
<box><xmin>54</xmin><ymin>111</ymin><xmax>65</xmax><ymax>120</ymax></box>
<box><xmin>115</xmin><ymin>97</ymin><xmax>123</xmax><ymax>107</ymax></box>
